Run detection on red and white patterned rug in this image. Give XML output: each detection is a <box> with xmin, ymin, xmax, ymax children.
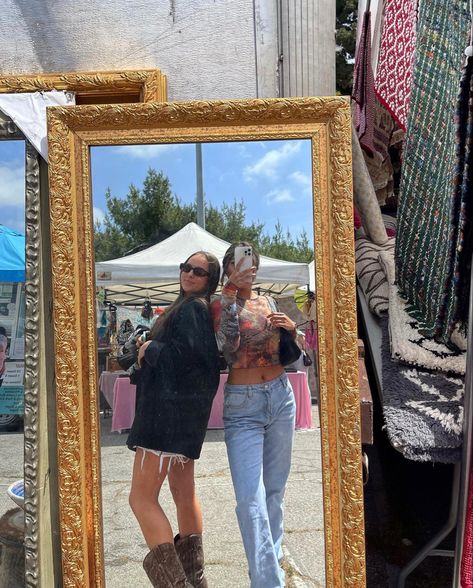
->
<box><xmin>374</xmin><ymin>0</ymin><xmax>418</xmax><ymax>130</ymax></box>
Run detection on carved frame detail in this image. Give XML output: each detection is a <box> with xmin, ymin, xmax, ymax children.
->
<box><xmin>46</xmin><ymin>98</ymin><xmax>365</xmax><ymax>587</ymax></box>
<box><xmin>0</xmin><ymin>69</ymin><xmax>166</xmax><ymax>103</ymax></box>
<box><xmin>23</xmin><ymin>141</ymin><xmax>41</xmax><ymax>588</ymax></box>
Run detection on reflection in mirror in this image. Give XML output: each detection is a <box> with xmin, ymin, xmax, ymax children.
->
<box><xmin>91</xmin><ymin>140</ymin><xmax>323</xmax><ymax>586</ymax></box>
<box><xmin>0</xmin><ymin>137</ymin><xmax>26</xmax><ymax>586</ymax></box>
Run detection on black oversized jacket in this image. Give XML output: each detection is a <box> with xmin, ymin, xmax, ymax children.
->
<box><xmin>126</xmin><ymin>298</ymin><xmax>220</xmax><ymax>460</ymax></box>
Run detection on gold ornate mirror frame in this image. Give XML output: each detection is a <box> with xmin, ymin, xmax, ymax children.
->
<box><xmin>0</xmin><ymin>68</ymin><xmax>166</xmax><ymax>587</ymax></box>
<box><xmin>46</xmin><ymin>97</ymin><xmax>365</xmax><ymax>587</ymax></box>
<box><xmin>0</xmin><ymin>69</ymin><xmax>166</xmax><ymax>103</ymax></box>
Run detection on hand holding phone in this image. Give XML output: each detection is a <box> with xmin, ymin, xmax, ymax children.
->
<box><xmin>234</xmin><ymin>245</ymin><xmax>253</xmax><ymax>272</ymax></box>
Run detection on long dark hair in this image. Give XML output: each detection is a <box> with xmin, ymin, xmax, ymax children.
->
<box><xmin>221</xmin><ymin>241</ymin><xmax>260</xmax><ymax>284</ymax></box>
<box><xmin>150</xmin><ymin>251</ymin><xmax>220</xmax><ymax>339</ymax></box>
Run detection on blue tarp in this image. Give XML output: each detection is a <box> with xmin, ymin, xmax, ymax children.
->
<box><xmin>0</xmin><ymin>225</ymin><xmax>25</xmax><ymax>283</ymax></box>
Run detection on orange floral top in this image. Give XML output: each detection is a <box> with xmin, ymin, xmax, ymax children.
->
<box><xmin>211</xmin><ymin>286</ymin><xmax>280</xmax><ymax>369</ymax></box>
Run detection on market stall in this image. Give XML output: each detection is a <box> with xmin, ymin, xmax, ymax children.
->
<box><xmin>95</xmin><ymin>221</ymin><xmax>310</xmax><ymax>304</ymax></box>
<box><xmin>95</xmin><ymin>221</ymin><xmax>312</xmax><ymax>371</ymax></box>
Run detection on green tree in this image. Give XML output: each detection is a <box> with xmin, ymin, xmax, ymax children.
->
<box><xmin>206</xmin><ymin>200</ymin><xmax>265</xmax><ymax>246</ymax></box>
<box><xmin>94</xmin><ymin>168</ymin><xmax>313</xmax><ymax>263</ymax></box>
<box><xmin>336</xmin><ymin>0</ymin><xmax>358</xmax><ymax>95</ymax></box>
<box><xmin>94</xmin><ymin>169</ymin><xmax>192</xmax><ymax>260</ymax></box>
<box><xmin>259</xmin><ymin>222</ymin><xmax>313</xmax><ymax>263</ymax></box>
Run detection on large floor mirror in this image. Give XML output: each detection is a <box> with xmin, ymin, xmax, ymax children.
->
<box><xmin>90</xmin><ymin>138</ymin><xmax>321</xmax><ymax>586</ymax></box>
<box><xmin>0</xmin><ymin>69</ymin><xmax>166</xmax><ymax>587</ymax></box>
<box><xmin>46</xmin><ymin>97</ymin><xmax>365</xmax><ymax>587</ymax></box>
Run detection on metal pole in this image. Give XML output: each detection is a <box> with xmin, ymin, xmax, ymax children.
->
<box><xmin>453</xmin><ymin>252</ymin><xmax>473</xmax><ymax>586</ymax></box>
<box><xmin>195</xmin><ymin>143</ymin><xmax>205</xmax><ymax>229</ymax></box>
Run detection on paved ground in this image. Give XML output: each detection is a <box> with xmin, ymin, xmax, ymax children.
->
<box><xmin>0</xmin><ymin>405</ymin><xmax>324</xmax><ymax>587</ymax></box>
<box><xmin>101</xmin><ymin>406</ymin><xmax>324</xmax><ymax>588</ymax></box>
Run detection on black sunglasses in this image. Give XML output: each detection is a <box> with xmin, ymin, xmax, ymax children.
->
<box><xmin>179</xmin><ymin>262</ymin><xmax>210</xmax><ymax>278</ymax></box>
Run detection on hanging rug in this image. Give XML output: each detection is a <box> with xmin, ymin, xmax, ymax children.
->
<box><xmin>394</xmin><ymin>0</ymin><xmax>471</xmax><ymax>340</ymax></box>
<box><xmin>374</xmin><ymin>0</ymin><xmax>417</xmax><ymax>130</ymax></box>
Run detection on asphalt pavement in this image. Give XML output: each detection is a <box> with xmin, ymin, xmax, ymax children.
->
<box><xmin>0</xmin><ymin>404</ymin><xmax>324</xmax><ymax>587</ymax></box>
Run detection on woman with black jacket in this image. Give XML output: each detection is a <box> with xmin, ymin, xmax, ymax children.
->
<box><xmin>127</xmin><ymin>251</ymin><xmax>220</xmax><ymax>588</ymax></box>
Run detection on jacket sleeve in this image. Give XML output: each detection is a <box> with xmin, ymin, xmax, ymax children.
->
<box><xmin>144</xmin><ymin>299</ymin><xmax>214</xmax><ymax>368</ymax></box>
<box><xmin>211</xmin><ymin>285</ymin><xmax>240</xmax><ymax>355</ymax></box>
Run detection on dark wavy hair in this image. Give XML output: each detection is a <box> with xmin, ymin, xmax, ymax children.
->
<box><xmin>150</xmin><ymin>251</ymin><xmax>220</xmax><ymax>339</ymax></box>
<box><xmin>221</xmin><ymin>241</ymin><xmax>260</xmax><ymax>284</ymax></box>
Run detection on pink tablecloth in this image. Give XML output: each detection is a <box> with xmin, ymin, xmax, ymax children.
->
<box><xmin>111</xmin><ymin>371</ymin><xmax>313</xmax><ymax>433</ymax></box>
<box><xmin>208</xmin><ymin>372</ymin><xmax>313</xmax><ymax>429</ymax></box>
<box><xmin>99</xmin><ymin>370</ymin><xmax>127</xmax><ymax>408</ymax></box>
<box><xmin>111</xmin><ymin>376</ymin><xmax>137</xmax><ymax>433</ymax></box>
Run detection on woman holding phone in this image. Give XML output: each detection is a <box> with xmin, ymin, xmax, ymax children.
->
<box><xmin>127</xmin><ymin>251</ymin><xmax>220</xmax><ymax>588</ymax></box>
<box><xmin>211</xmin><ymin>242</ymin><xmax>297</xmax><ymax>588</ymax></box>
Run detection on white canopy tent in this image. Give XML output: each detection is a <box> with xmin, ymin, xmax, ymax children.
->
<box><xmin>96</xmin><ymin>222</ymin><xmax>311</xmax><ymax>305</ymax></box>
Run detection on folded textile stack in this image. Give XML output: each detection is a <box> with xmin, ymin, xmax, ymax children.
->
<box><xmin>354</xmin><ymin>214</ymin><xmax>396</xmax><ymax>317</ymax></box>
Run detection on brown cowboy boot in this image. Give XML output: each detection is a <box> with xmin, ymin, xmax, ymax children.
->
<box><xmin>174</xmin><ymin>534</ymin><xmax>208</xmax><ymax>588</ymax></box>
<box><xmin>143</xmin><ymin>542</ymin><xmax>193</xmax><ymax>587</ymax></box>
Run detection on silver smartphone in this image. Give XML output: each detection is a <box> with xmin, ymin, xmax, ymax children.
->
<box><xmin>234</xmin><ymin>245</ymin><xmax>253</xmax><ymax>272</ymax></box>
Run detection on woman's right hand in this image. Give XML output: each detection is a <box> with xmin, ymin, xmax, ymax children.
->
<box><xmin>227</xmin><ymin>259</ymin><xmax>256</xmax><ymax>289</ymax></box>
<box><xmin>137</xmin><ymin>340</ymin><xmax>152</xmax><ymax>366</ymax></box>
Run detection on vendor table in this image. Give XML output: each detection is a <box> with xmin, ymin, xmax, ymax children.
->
<box><xmin>110</xmin><ymin>371</ymin><xmax>313</xmax><ymax>433</ymax></box>
<box><xmin>98</xmin><ymin>370</ymin><xmax>127</xmax><ymax>408</ymax></box>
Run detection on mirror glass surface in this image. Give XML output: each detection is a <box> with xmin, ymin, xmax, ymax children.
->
<box><xmin>0</xmin><ymin>138</ymin><xmax>26</xmax><ymax>586</ymax></box>
<box><xmin>90</xmin><ymin>139</ymin><xmax>324</xmax><ymax>586</ymax></box>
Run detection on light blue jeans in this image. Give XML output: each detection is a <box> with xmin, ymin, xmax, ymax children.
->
<box><xmin>223</xmin><ymin>373</ymin><xmax>296</xmax><ymax>588</ymax></box>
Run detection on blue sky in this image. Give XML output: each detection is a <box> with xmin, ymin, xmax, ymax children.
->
<box><xmin>91</xmin><ymin>139</ymin><xmax>314</xmax><ymax>242</ymax></box>
<box><xmin>1</xmin><ymin>138</ymin><xmax>314</xmax><ymax>243</ymax></box>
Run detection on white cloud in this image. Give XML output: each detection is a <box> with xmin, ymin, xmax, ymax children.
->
<box><xmin>0</xmin><ymin>163</ymin><xmax>24</xmax><ymax>206</ymax></box>
<box><xmin>244</xmin><ymin>141</ymin><xmax>302</xmax><ymax>181</ymax></box>
<box><xmin>266</xmin><ymin>188</ymin><xmax>294</xmax><ymax>204</ymax></box>
<box><xmin>113</xmin><ymin>144</ymin><xmax>181</xmax><ymax>159</ymax></box>
<box><xmin>93</xmin><ymin>207</ymin><xmax>106</xmax><ymax>225</ymax></box>
<box><xmin>290</xmin><ymin>171</ymin><xmax>311</xmax><ymax>188</ymax></box>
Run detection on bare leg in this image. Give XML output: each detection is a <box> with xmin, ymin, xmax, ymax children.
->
<box><xmin>168</xmin><ymin>459</ymin><xmax>202</xmax><ymax>536</ymax></box>
<box><xmin>129</xmin><ymin>449</ymin><xmax>173</xmax><ymax>548</ymax></box>
<box><xmin>169</xmin><ymin>460</ymin><xmax>208</xmax><ymax>587</ymax></box>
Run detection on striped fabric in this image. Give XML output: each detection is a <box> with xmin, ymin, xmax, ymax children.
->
<box><xmin>395</xmin><ymin>0</ymin><xmax>471</xmax><ymax>340</ymax></box>
<box><xmin>355</xmin><ymin>236</ymin><xmax>395</xmax><ymax>316</ymax></box>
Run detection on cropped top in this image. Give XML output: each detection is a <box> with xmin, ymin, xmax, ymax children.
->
<box><xmin>211</xmin><ymin>286</ymin><xmax>281</xmax><ymax>369</ymax></box>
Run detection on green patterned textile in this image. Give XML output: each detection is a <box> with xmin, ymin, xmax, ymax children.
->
<box><xmin>395</xmin><ymin>0</ymin><xmax>471</xmax><ymax>340</ymax></box>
